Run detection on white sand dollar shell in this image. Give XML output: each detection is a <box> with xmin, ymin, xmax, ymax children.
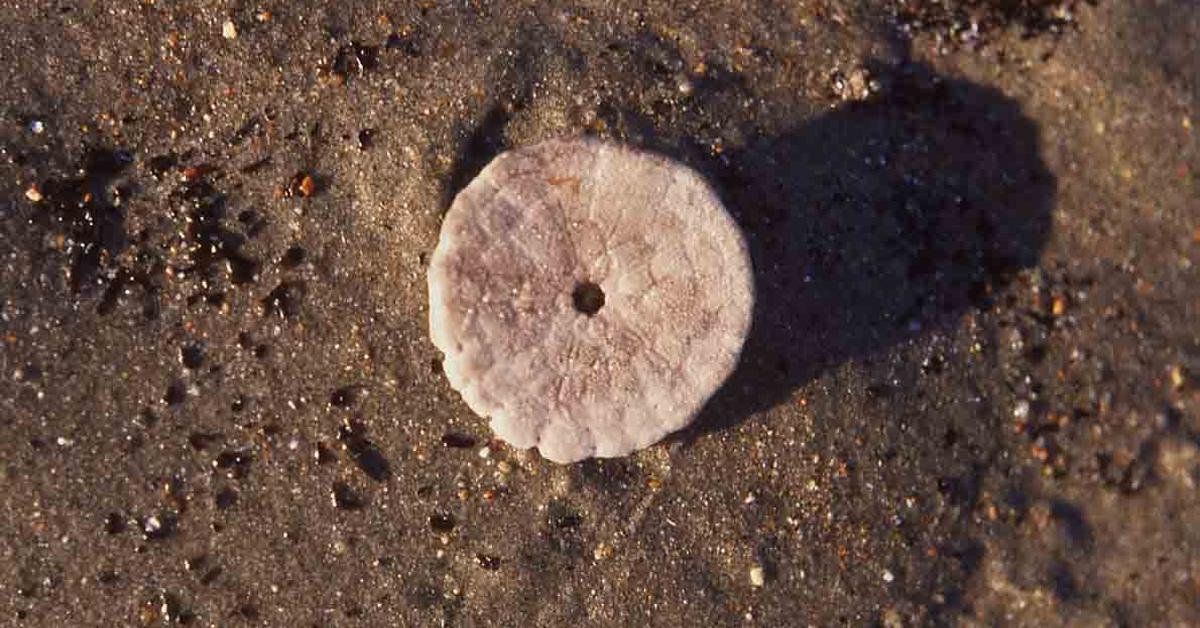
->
<box><xmin>428</xmin><ymin>138</ymin><xmax>754</xmax><ymax>463</ymax></box>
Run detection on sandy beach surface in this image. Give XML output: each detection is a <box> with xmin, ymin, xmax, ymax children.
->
<box><xmin>1</xmin><ymin>1</ymin><xmax>1197</xmax><ymax>625</ymax></box>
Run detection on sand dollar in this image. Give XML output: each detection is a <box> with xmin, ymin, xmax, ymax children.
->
<box><xmin>428</xmin><ymin>138</ymin><xmax>753</xmax><ymax>463</ymax></box>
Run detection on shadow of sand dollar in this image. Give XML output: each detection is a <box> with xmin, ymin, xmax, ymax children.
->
<box><xmin>689</xmin><ymin>60</ymin><xmax>1057</xmax><ymax>436</ymax></box>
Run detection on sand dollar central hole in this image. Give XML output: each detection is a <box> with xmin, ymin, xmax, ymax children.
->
<box><xmin>572</xmin><ymin>281</ymin><xmax>605</xmax><ymax>316</ymax></box>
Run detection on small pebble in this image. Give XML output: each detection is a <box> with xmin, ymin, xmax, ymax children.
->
<box><xmin>429</xmin><ymin>512</ymin><xmax>455</xmax><ymax>533</ymax></box>
<box><xmin>29</xmin><ymin>120</ymin><xmax>44</xmax><ymax>134</ymax></box>
<box><xmin>749</xmin><ymin>565</ymin><xmax>765</xmax><ymax>587</ymax></box>
<box><xmin>1169</xmin><ymin>364</ymin><xmax>1185</xmax><ymax>390</ymax></box>
<box><xmin>676</xmin><ymin>75</ymin><xmax>694</xmax><ymax>95</ymax></box>
<box><xmin>25</xmin><ymin>185</ymin><xmax>43</xmax><ymax>203</ymax></box>
<box><xmin>222</xmin><ymin>20</ymin><xmax>238</xmax><ymax>40</ymax></box>
<box><xmin>298</xmin><ymin>174</ymin><xmax>316</xmax><ymax>197</ymax></box>
<box><xmin>1051</xmin><ymin>294</ymin><xmax>1068</xmax><ymax>317</ymax></box>
<box><xmin>882</xmin><ymin>569</ymin><xmax>895</xmax><ymax>583</ymax></box>
<box><xmin>475</xmin><ymin>553</ymin><xmax>501</xmax><ymax>570</ymax></box>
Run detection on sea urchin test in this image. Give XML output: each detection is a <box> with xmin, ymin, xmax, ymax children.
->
<box><xmin>428</xmin><ymin>138</ymin><xmax>754</xmax><ymax>463</ymax></box>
